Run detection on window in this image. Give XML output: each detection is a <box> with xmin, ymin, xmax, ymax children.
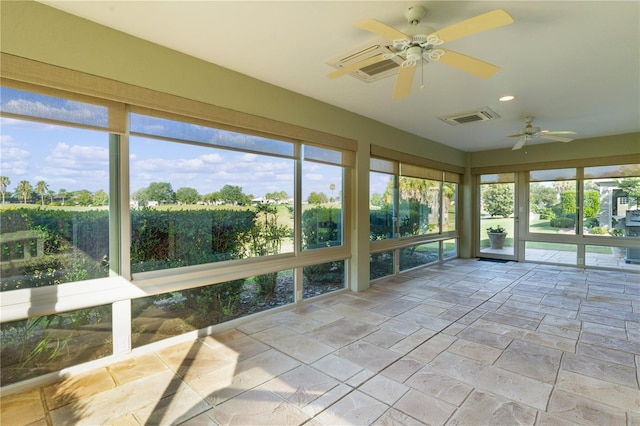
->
<box><xmin>528</xmin><ymin>168</ymin><xmax>576</xmax><ymax>235</ymax></box>
<box><xmin>369</xmin><ymin>153</ymin><xmax>460</xmax><ymax>276</ymax></box>
<box><xmin>129</xmin><ymin>134</ymin><xmax>295</xmax><ymax>273</ymax></box>
<box><xmin>301</xmin><ymin>146</ymin><xmax>345</xmax><ymax>250</ymax></box>
<box><xmin>583</xmin><ymin>164</ymin><xmax>640</xmax><ymax>237</ymax></box>
<box><xmin>1</xmin><ymin>77</ymin><xmax>354</xmax><ymax>386</ymax></box>
<box><xmin>1</xmin><ymin>91</ymin><xmax>112</xmax><ymax>291</ymax></box>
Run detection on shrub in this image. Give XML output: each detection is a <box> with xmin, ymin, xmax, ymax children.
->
<box><xmin>550</xmin><ymin>216</ymin><xmax>575</xmax><ymax>228</ymax></box>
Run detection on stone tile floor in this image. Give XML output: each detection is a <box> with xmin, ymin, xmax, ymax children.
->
<box><xmin>2</xmin><ymin>259</ymin><xmax>639</xmax><ymax>425</ymax></box>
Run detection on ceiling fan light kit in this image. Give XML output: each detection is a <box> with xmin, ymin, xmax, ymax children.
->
<box><xmin>327</xmin><ymin>7</ymin><xmax>514</xmax><ymax>98</ymax></box>
<box><xmin>508</xmin><ymin>117</ymin><xmax>577</xmax><ymax>150</ymax></box>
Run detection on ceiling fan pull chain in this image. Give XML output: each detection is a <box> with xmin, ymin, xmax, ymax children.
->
<box><xmin>420</xmin><ymin>59</ymin><xmax>425</xmax><ymax>90</ymax></box>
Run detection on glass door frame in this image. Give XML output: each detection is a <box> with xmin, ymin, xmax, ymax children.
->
<box><xmin>475</xmin><ymin>173</ymin><xmax>519</xmax><ymax>261</ymax></box>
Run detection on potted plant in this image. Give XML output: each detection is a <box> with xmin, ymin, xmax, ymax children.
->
<box><xmin>486</xmin><ymin>225</ymin><xmax>507</xmax><ymax>249</ymax></box>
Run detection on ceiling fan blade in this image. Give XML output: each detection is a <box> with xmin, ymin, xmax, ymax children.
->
<box><xmin>540</xmin><ymin>134</ymin><xmax>574</xmax><ymax>143</ymax></box>
<box><xmin>438</xmin><ymin>49</ymin><xmax>500</xmax><ymax>79</ymax></box>
<box><xmin>541</xmin><ymin>130</ymin><xmax>577</xmax><ymax>135</ymax></box>
<box><xmin>327</xmin><ymin>54</ymin><xmax>386</xmax><ymax>79</ymax></box>
<box><xmin>512</xmin><ymin>137</ymin><xmax>527</xmax><ymax>150</ymax></box>
<box><xmin>393</xmin><ymin>63</ymin><xmax>417</xmax><ymax>99</ymax></box>
<box><xmin>507</xmin><ymin>133</ymin><xmax>524</xmax><ymax>138</ymax></box>
<box><xmin>430</xmin><ymin>9</ymin><xmax>514</xmax><ymax>43</ymax></box>
<box><xmin>354</xmin><ymin>19</ymin><xmax>410</xmax><ymax>42</ymax></box>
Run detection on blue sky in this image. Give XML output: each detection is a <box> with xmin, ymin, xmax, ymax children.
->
<box><xmin>0</xmin><ymin>87</ymin><xmax>391</xmax><ymax>201</ymax></box>
<box><xmin>0</xmin><ymin>117</ymin><xmax>355</xmax><ymax>200</ymax></box>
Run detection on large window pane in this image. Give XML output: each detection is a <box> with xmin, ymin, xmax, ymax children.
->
<box><xmin>582</xmin><ymin>165</ymin><xmax>640</xmax><ymax>237</ymax></box>
<box><xmin>1</xmin><ymin>304</ymin><xmax>112</xmax><ymax>385</ymax></box>
<box><xmin>529</xmin><ymin>170</ymin><xmax>577</xmax><ymax>235</ymax></box>
<box><xmin>301</xmin><ymin>160</ymin><xmax>343</xmax><ymax>250</ymax></box>
<box><xmin>129</xmin><ymin>135</ymin><xmax>294</xmax><ymax>273</ymax></box>
<box><xmin>398</xmin><ymin>176</ymin><xmax>437</xmax><ymax>237</ymax></box>
<box><xmin>1</xmin><ymin>120</ymin><xmax>110</xmax><ymax>290</ymax></box>
<box><xmin>370</xmin><ymin>172</ymin><xmax>395</xmax><ymax>241</ymax></box>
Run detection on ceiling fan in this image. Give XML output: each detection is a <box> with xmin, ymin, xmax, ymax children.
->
<box><xmin>508</xmin><ymin>117</ymin><xmax>577</xmax><ymax>150</ymax></box>
<box><xmin>327</xmin><ymin>6</ymin><xmax>514</xmax><ymax>99</ymax></box>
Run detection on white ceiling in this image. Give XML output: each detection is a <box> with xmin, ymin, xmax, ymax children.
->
<box><xmin>40</xmin><ymin>1</ymin><xmax>640</xmax><ymax>152</ymax></box>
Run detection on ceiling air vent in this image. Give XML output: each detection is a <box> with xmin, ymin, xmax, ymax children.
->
<box><xmin>439</xmin><ymin>107</ymin><xmax>500</xmax><ymax>126</ymax></box>
<box><xmin>326</xmin><ymin>38</ymin><xmax>402</xmax><ymax>82</ymax></box>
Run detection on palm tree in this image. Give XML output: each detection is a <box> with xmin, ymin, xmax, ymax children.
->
<box><xmin>47</xmin><ymin>189</ymin><xmax>56</xmax><ymax>204</ymax></box>
<box><xmin>58</xmin><ymin>188</ymin><xmax>68</xmax><ymax>205</ymax></box>
<box><xmin>0</xmin><ymin>176</ymin><xmax>10</xmax><ymax>204</ymax></box>
<box><xmin>36</xmin><ymin>180</ymin><xmax>48</xmax><ymax>206</ymax></box>
<box><xmin>16</xmin><ymin>180</ymin><xmax>33</xmax><ymax>204</ymax></box>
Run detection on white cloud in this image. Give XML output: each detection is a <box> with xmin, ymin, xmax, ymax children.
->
<box><xmin>305</xmin><ymin>173</ymin><xmax>324</xmax><ymax>181</ymax></box>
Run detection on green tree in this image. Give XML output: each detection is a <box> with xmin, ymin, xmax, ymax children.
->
<box><xmin>76</xmin><ymin>189</ymin><xmax>93</xmax><ymax>206</ymax></box>
<box><xmin>560</xmin><ymin>191</ymin><xmax>577</xmax><ymax>214</ymax></box>
<box><xmin>265</xmin><ymin>191</ymin><xmax>289</xmax><ymax>203</ymax></box>
<box><xmin>529</xmin><ymin>183</ymin><xmax>557</xmax><ymax>214</ymax></box>
<box><xmin>176</xmin><ymin>187</ymin><xmax>201</xmax><ymax>204</ymax></box>
<box><xmin>0</xmin><ymin>176</ymin><xmax>10</xmax><ymax>204</ymax></box>
<box><xmin>146</xmin><ymin>182</ymin><xmax>175</xmax><ymax>204</ymax></box>
<box><xmin>93</xmin><ymin>189</ymin><xmax>109</xmax><ymax>206</ymax></box>
<box><xmin>370</xmin><ymin>192</ymin><xmax>384</xmax><ymax>207</ymax></box>
<box><xmin>218</xmin><ymin>185</ymin><xmax>250</xmax><ymax>205</ymax></box>
<box><xmin>307</xmin><ymin>191</ymin><xmax>328</xmax><ymax>205</ymax></box>
<box><xmin>16</xmin><ymin>180</ymin><xmax>33</xmax><ymax>204</ymax></box>
<box><xmin>482</xmin><ymin>184</ymin><xmax>514</xmax><ymax>218</ymax></box>
<box><xmin>47</xmin><ymin>189</ymin><xmax>56</xmax><ymax>204</ymax></box>
<box><xmin>36</xmin><ymin>180</ymin><xmax>48</xmax><ymax>206</ymax></box>
<box><xmin>617</xmin><ymin>177</ymin><xmax>640</xmax><ymax>209</ymax></box>
<box><xmin>202</xmin><ymin>191</ymin><xmax>221</xmax><ymax>204</ymax></box>
<box><xmin>329</xmin><ymin>183</ymin><xmax>336</xmax><ymax>202</ymax></box>
<box><xmin>583</xmin><ymin>189</ymin><xmax>600</xmax><ymax>218</ymax></box>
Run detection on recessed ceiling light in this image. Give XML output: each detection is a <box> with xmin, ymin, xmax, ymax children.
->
<box><xmin>499</xmin><ymin>95</ymin><xmax>515</xmax><ymax>102</ymax></box>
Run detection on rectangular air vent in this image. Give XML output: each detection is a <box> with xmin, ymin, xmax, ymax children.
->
<box><xmin>326</xmin><ymin>39</ymin><xmax>402</xmax><ymax>82</ymax></box>
<box><xmin>439</xmin><ymin>107</ymin><xmax>501</xmax><ymax>126</ymax></box>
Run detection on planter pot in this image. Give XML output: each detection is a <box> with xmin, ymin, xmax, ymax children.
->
<box><xmin>488</xmin><ymin>232</ymin><xmax>507</xmax><ymax>249</ymax></box>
